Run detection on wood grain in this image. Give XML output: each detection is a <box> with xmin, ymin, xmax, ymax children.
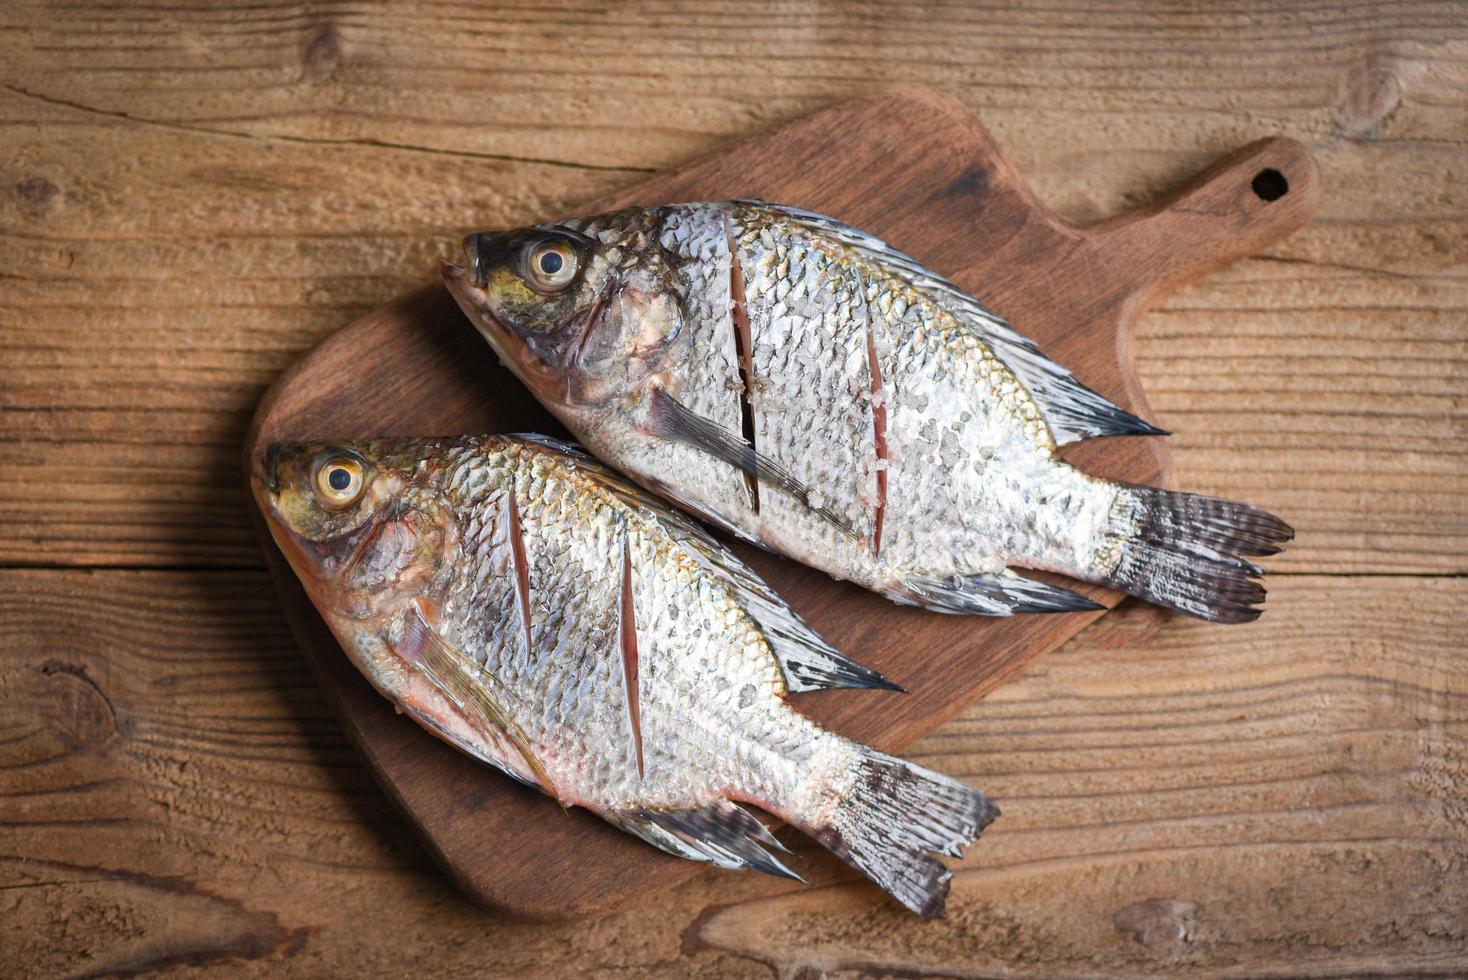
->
<box><xmin>2</xmin><ymin>0</ymin><xmax>1465</xmax><ymax>973</ymax></box>
<box><xmin>3</xmin><ymin>571</ymin><xmax>1463</xmax><ymax>976</ymax></box>
<box><xmin>247</xmin><ymin>91</ymin><xmax>1319</xmax><ymax>917</ymax></box>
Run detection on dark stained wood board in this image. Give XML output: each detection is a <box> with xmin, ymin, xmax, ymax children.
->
<box><xmin>245</xmin><ymin>90</ymin><xmax>1319</xmax><ymax>919</ymax></box>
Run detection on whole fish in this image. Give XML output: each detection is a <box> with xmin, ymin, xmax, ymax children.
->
<box><xmin>253</xmin><ymin>434</ymin><xmax>996</xmax><ymax>916</ymax></box>
<box><xmin>444</xmin><ymin>202</ymin><xmax>1292</xmax><ymax>622</ymax></box>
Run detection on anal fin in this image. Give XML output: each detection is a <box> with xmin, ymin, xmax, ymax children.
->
<box><xmin>884</xmin><ymin>570</ymin><xmax>1104</xmax><ymax>617</ymax></box>
<box><xmin>604</xmin><ymin>802</ymin><xmax>803</xmax><ymax>882</ymax></box>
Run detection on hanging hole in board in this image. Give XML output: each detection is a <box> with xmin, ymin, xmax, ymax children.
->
<box><xmin>1251</xmin><ymin>169</ymin><xmax>1288</xmax><ymax>202</ymax></box>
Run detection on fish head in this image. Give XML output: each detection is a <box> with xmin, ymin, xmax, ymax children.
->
<box><xmin>443</xmin><ymin>212</ymin><xmax>684</xmax><ymax>424</ymax></box>
<box><xmin>251</xmin><ymin>440</ymin><xmax>455</xmax><ymax>618</ymax></box>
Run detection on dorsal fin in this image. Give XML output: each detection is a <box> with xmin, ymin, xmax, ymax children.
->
<box><xmin>738</xmin><ymin>201</ymin><xmax>1167</xmax><ymax>445</ymax></box>
<box><xmin>512</xmin><ymin>434</ymin><xmax>899</xmax><ymax>693</ymax></box>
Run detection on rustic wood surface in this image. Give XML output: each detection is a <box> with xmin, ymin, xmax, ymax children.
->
<box><xmin>2</xmin><ymin>0</ymin><xmax>1465</xmax><ymax>975</ymax></box>
<box><xmin>246</xmin><ymin>91</ymin><xmax>1320</xmax><ymax>918</ymax></box>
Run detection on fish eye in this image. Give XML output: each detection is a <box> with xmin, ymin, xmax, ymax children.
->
<box><xmin>524</xmin><ymin>239</ymin><xmax>579</xmax><ymax>292</ymax></box>
<box><xmin>314</xmin><ymin>455</ymin><xmax>365</xmax><ymax>509</ymax></box>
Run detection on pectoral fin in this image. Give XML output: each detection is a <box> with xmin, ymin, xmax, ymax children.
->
<box><xmin>398</xmin><ymin>598</ymin><xmax>562</xmax><ymax>805</ymax></box>
<box><xmin>646</xmin><ymin>387</ymin><xmax>858</xmax><ymax>539</ymax></box>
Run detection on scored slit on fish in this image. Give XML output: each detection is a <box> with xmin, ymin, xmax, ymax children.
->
<box><xmin>503</xmin><ymin>478</ymin><xmax>534</xmax><ymax>658</ymax></box>
<box><xmin>618</xmin><ymin>531</ymin><xmax>644</xmax><ymax>779</ymax></box>
<box><xmin>725</xmin><ymin>223</ymin><xmax>760</xmax><ymax>514</ymax></box>
<box><xmin>864</xmin><ymin>304</ymin><xmax>887</xmax><ymax>560</ymax></box>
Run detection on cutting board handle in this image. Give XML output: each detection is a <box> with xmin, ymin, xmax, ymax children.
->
<box><xmin>1091</xmin><ymin>137</ymin><xmax>1320</xmax><ymax>312</ymax></box>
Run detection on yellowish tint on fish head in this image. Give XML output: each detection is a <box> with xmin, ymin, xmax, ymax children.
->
<box><xmin>252</xmin><ymin>441</ymin><xmax>454</xmax><ymax>621</ymax></box>
<box><xmin>443</xmin><ymin>222</ymin><xmax>683</xmax><ymax>424</ymax></box>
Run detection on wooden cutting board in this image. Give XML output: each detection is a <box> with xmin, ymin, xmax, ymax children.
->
<box><xmin>246</xmin><ymin>89</ymin><xmax>1318</xmax><ymax>919</ymax></box>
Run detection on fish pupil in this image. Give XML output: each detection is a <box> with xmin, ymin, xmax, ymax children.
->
<box><xmin>539</xmin><ymin>251</ymin><xmax>563</xmax><ymax>275</ymax></box>
<box><xmin>328</xmin><ymin>467</ymin><xmax>352</xmax><ymax>491</ymax></box>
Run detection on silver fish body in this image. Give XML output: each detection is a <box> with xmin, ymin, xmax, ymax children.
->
<box><xmin>447</xmin><ymin>202</ymin><xmax>1292</xmax><ymax>622</ymax></box>
<box><xmin>254</xmin><ymin>434</ymin><xmax>994</xmax><ymax>915</ymax></box>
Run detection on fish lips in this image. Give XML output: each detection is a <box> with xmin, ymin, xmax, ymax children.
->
<box><xmin>441</xmin><ymin>257</ymin><xmax>572</xmax><ymax>404</ymax></box>
<box><xmin>442</xmin><ymin>257</ymin><xmax>509</xmax><ymax>355</ymax></box>
<box><xmin>249</xmin><ymin>444</ymin><xmax>340</xmax><ymax>596</ymax></box>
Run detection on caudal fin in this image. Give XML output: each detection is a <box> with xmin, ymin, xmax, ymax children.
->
<box><xmin>806</xmin><ymin>747</ymin><xmax>998</xmax><ymax>917</ymax></box>
<box><xmin>1104</xmin><ymin>486</ymin><xmax>1294</xmax><ymax>623</ymax></box>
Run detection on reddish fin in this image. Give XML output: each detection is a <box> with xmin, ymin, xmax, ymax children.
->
<box><xmin>618</xmin><ymin>531</ymin><xmax>644</xmax><ymax>779</ymax></box>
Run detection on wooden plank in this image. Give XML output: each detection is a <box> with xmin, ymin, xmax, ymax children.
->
<box><xmin>5</xmin><ymin>2</ymin><xmax>1467</xmax><ymax>171</ymax></box>
<box><xmin>2</xmin><ymin>2</ymin><xmax>1465</xmax><ymax>573</ymax></box>
<box><xmin>2</xmin><ymin>570</ymin><xmax>1463</xmax><ymax>975</ymax></box>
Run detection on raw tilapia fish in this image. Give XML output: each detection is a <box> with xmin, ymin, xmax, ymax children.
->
<box><xmin>253</xmin><ymin>434</ymin><xmax>996</xmax><ymax>915</ymax></box>
<box><xmin>444</xmin><ymin>202</ymin><xmax>1293</xmax><ymax>623</ymax></box>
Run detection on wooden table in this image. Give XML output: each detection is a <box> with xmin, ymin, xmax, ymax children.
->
<box><xmin>3</xmin><ymin>2</ymin><xmax>1464</xmax><ymax>975</ymax></box>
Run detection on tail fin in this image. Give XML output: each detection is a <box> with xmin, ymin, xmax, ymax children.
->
<box><xmin>807</xmin><ymin>747</ymin><xmax>998</xmax><ymax>917</ymax></box>
<box><xmin>1104</xmin><ymin>486</ymin><xmax>1294</xmax><ymax>624</ymax></box>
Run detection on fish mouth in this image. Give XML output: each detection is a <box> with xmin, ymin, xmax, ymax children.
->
<box><xmin>442</xmin><ymin>255</ymin><xmax>502</xmax><ymax>350</ymax></box>
<box><xmin>263</xmin><ymin>442</ymin><xmax>282</xmax><ymax>494</ymax></box>
<box><xmin>461</xmin><ymin>233</ymin><xmax>488</xmax><ymax>285</ymax></box>
<box><xmin>441</xmin><ymin>254</ymin><xmax>570</xmax><ymax>403</ymax></box>
<box><xmin>249</xmin><ymin>444</ymin><xmax>280</xmax><ymax>509</ymax></box>
<box><xmin>249</xmin><ymin>444</ymin><xmax>331</xmax><ymax>594</ymax></box>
